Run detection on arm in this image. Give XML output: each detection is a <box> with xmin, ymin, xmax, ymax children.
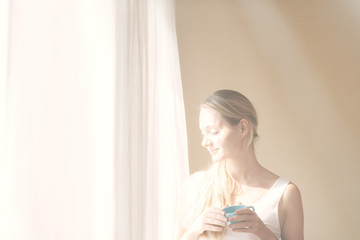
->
<box><xmin>175</xmin><ymin>174</ymin><xmax>202</xmax><ymax>240</ymax></box>
<box><xmin>279</xmin><ymin>183</ymin><xmax>304</xmax><ymax>240</ymax></box>
<box><xmin>175</xmin><ymin>174</ymin><xmax>227</xmax><ymax>240</ymax></box>
<box><xmin>228</xmin><ymin>208</ymin><xmax>278</xmax><ymax>240</ymax></box>
<box><xmin>175</xmin><ymin>197</ymin><xmax>227</xmax><ymax>240</ymax></box>
<box><xmin>176</xmin><ymin>227</ymin><xmax>201</xmax><ymax>240</ymax></box>
<box><xmin>229</xmin><ymin>182</ymin><xmax>304</xmax><ymax>240</ymax></box>
<box><xmin>175</xmin><ymin>190</ymin><xmax>201</xmax><ymax>240</ymax></box>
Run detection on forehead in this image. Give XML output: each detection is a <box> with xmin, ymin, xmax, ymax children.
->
<box><xmin>199</xmin><ymin>107</ymin><xmax>224</xmax><ymax>130</ymax></box>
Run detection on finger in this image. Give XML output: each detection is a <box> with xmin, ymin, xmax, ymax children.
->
<box><xmin>234</xmin><ymin>208</ymin><xmax>256</xmax><ymax>215</ymax></box>
<box><xmin>204</xmin><ymin>224</ymin><xmax>224</xmax><ymax>232</ymax></box>
<box><xmin>205</xmin><ymin>212</ymin><xmax>227</xmax><ymax>223</ymax></box>
<box><xmin>228</xmin><ymin>221</ymin><xmax>252</xmax><ymax>231</ymax></box>
<box><xmin>229</xmin><ymin>214</ymin><xmax>256</xmax><ymax>222</ymax></box>
<box><xmin>204</xmin><ymin>218</ymin><xmax>226</xmax><ymax>227</ymax></box>
<box><xmin>230</xmin><ymin>226</ymin><xmax>252</xmax><ymax>233</ymax></box>
<box><xmin>208</xmin><ymin>207</ymin><xmax>226</xmax><ymax>216</ymax></box>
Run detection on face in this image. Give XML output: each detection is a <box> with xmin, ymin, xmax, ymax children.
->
<box><xmin>199</xmin><ymin>107</ymin><xmax>245</xmax><ymax>162</ymax></box>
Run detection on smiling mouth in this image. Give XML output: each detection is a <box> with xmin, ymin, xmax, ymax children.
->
<box><xmin>209</xmin><ymin>148</ymin><xmax>219</xmax><ymax>154</ymax></box>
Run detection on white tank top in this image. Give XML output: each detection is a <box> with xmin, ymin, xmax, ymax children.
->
<box><xmin>224</xmin><ymin>177</ymin><xmax>290</xmax><ymax>240</ymax></box>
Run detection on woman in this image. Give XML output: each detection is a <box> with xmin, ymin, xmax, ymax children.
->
<box><xmin>176</xmin><ymin>90</ymin><xmax>303</xmax><ymax>240</ymax></box>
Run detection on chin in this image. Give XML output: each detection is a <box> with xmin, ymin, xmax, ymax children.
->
<box><xmin>211</xmin><ymin>155</ymin><xmax>225</xmax><ymax>163</ymax></box>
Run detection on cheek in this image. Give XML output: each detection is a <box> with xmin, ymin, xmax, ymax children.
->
<box><xmin>223</xmin><ymin>133</ymin><xmax>242</xmax><ymax>151</ymax></box>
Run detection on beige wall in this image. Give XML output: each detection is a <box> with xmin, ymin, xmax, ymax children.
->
<box><xmin>176</xmin><ymin>0</ymin><xmax>360</xmax><ymax>239</ymax></box>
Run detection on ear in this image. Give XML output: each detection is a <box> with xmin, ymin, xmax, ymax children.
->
<box><xmin>238</xmin><ymin>119</ymin><xmax>250</xmax><ymax>137</ymax></box>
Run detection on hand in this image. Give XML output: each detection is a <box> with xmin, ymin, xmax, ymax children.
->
<box><xmin>191</xmin><ymin>207</ymin><xmax>228</xmax><ymax>236</ymax></box>
<box><xmin>228</xmin><ymin>208</ymin><xmax>277</xmax><ymax>240</ymax></box>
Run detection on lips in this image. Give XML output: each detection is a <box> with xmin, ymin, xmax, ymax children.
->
<box><xmin>209</xmin><ymin>148</ymin><xmax>219</xmax><ymax>154</ymax></box>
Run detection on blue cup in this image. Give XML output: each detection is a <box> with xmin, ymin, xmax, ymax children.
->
<box><xmin>223</xmin><ymin>205</ymin><xmax>255</xmax><ymax>225</ymax></box>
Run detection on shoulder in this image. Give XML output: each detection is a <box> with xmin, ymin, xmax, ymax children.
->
<box><xmin>182</xmin><ymin>170</ymin><xmax>207</xmax><ymax>191</ymax></box>
<box><xmin>279</xmin><ymin>182</ymin><xmax>304</xmax><ymax>239</ymax></box>
<box><xmin>279</xmin><ymin>182</ymin><xmax>304</xmax><ymax>235</ymax></box>
<box><xmin>282</xmin><ymin>182</ymin><xmax>302</xmax><ymax>205</ymax></box>
<box><xmin>188</xmin><ymin>170</ymin><xmax>207</xmax><ymax>182</ymax></box>
<box><xmin>176</xmin><ymin>171</ymin><xmax>208</xmax><ymax>228</ymax></box>
<box><xmin>179</xmin><ymin>170</ymin><xmax>208</xmax><ymax>204</ymax></box>
<box><xmin>176</xmin><ymin>171</ymin><xmax>208</xmax><ymax>238</ymax></box>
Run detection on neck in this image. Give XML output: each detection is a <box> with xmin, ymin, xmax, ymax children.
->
<box><xmin>225</xmin><ymin>144</ymin><xmax>262</xmax><ymax>186</ymax></box>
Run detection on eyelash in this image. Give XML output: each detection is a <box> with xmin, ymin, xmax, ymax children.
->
<box><xmin>202</xmin><ymin>130</ymin><xmax>219</xmax><ymax>137</ymax></box>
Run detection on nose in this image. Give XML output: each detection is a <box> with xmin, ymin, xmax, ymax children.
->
<box><xmin>201</xmin><ymin>135</ymin><xmax>211</xmax><ymax>148</ymax></box>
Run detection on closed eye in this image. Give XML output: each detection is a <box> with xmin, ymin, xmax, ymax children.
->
<box><xmin>209</xmin><ymin>128</ymin><xmax>219</xmax><ymax>134</ymax></box>
<box><xmin>201</xmin><ymin>128</ymin><xmax>219</xmax><ymax>137</ymax></box>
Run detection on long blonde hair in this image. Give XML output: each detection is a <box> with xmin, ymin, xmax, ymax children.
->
<box><xmin>185</xmin><ymin>90</ymin><xmax>259</xmax><ymax>240</ymax></box>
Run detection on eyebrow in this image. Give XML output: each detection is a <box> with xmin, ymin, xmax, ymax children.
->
<box><xmin>200</xmin><ymin>125</ymin><xmax>219</xmax><ymax>132</ymax></box>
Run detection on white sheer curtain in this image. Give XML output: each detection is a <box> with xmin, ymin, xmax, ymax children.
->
<box><xmin>116</xmin><ymin>0</ymin><xmax>188</xmax><ymax>239</ymax></box>
<box><xmin>0</xmin><ymin>0</ymin><xmax>188</xmax><ymax>239</ymax></box>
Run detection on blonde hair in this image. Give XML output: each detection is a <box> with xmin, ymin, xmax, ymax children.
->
<box><xmin>185</xmin><ymin>90</ymin><xmax>259</xmax><ymax>240</ymax></box>
<box><xmin>202</xmin><ymin>89</ymin><xmax>258</xmax><ymax>145</ymax></box>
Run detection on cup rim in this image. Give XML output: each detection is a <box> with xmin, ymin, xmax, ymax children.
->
<box><xmin>223</xmin><ymin>204</ymin><xmax>247</xmax><ymax>212</ymax></box>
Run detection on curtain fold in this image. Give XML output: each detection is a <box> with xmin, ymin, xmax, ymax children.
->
<box><xmin>0</xmin><ymin>1</ymin><xmax>116</xmax><ymax>239</ymax></box>
<box><xmin>0</xmin><ymin>0</ymin><xmax>188</xmax><ymax>239</ymax></box>
<box><xmin>116</xmin><ymin>0</ymin><xmax>189</xmax><ymax>239</ymax></box>
<box><xmin>0</xmin><ymin>0</ymin><xmax>10</xmax><ymax>238</ymax></box>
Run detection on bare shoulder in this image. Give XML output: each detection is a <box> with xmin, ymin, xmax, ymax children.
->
<box><xmin>182</xmin><ymin>170</ymin><xmax>207</xmax><ymax>189</ymax></box>
<box><xmin>179</xmin><ymin>170</ymin><xmax>207</xmax><ymax>202</ymax></box>
<box><xmin>176</xmin><ymin>170</ymin><xmax>207</xmax><ymax>237</ymax></box>
<box><xmin>280</xmin><ymin>182</ymin><xmax>303</xmax><ymax>217</ymax></box>
<box><xmin>177</xmin><ymin>170</ymin><xmax>206</xmax><ymax>204</ymax></box>
<box><xmin>279</xmin><ymin>182</ymin><xmax>304</xmax><ymax>240</ymax></box>
<box><xmin>283</xmin><ymin>182</ymin><xmax>302</xmax><ymax>203</ymax></box>
<box><xmin>181</xmin><ymin>171</ymin><xmax>207</xmax><ymax>204</ymax></box>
